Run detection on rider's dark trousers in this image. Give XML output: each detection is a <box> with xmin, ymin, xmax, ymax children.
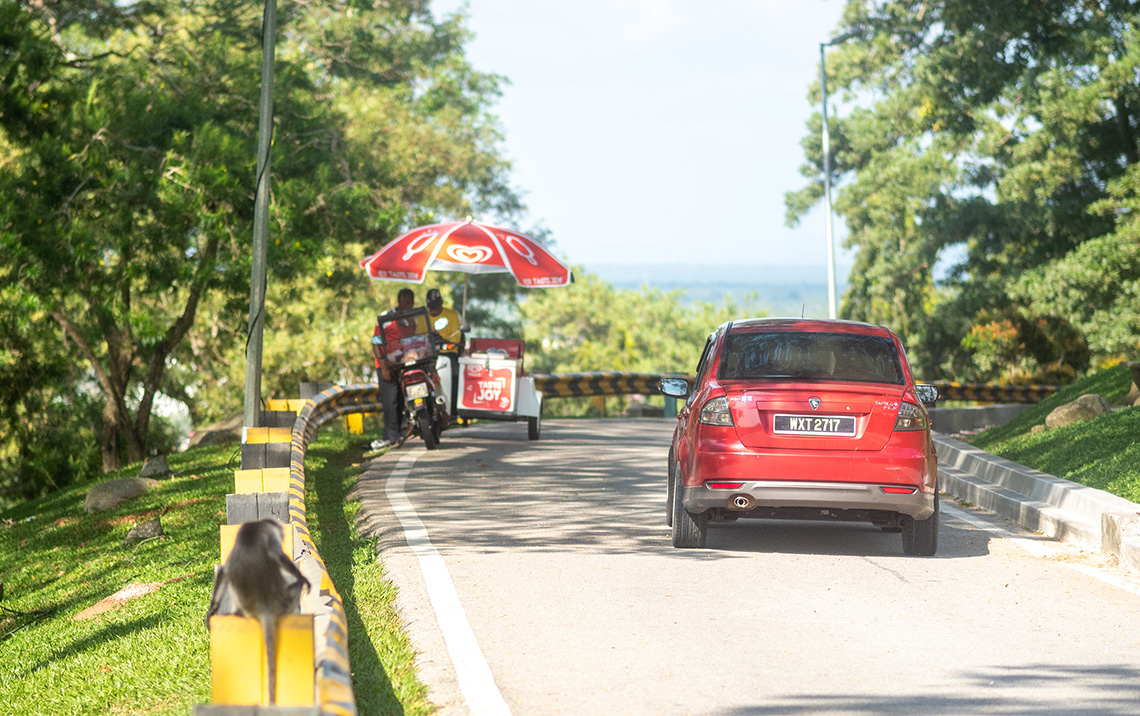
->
<box><xmin>376</xmin><ymin>369</ymin><xmax>401</xmax><ymax>444</ymax></box>
<box><xmin>444</xmin><ymin>353</ymin><xmax>459</xmax><ymax>413</ymax></box>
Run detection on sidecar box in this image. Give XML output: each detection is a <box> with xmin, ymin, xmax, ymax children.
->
<box><xmin>456</xmin><ymin>339</ymin><xmax>541</xmax><ymax>421</ymax></box>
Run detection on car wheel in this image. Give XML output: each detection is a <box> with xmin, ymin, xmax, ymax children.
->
<box><xmin>671</xmin><ymin>462</ymin><xmax>707</xmax><ymax>548</ymax></box>
<box><xmin>528</xmin><ymin>412</ymin><xmax>541</xmax><ymax>440</ymax></box>
<box><xmin>666</xmin><ymin>451</ymin><xmax>675</xmax><ymax>527</ymax></box>
<box><xmin>901</xmin><ymin>489</ymin><xmax>939</xmax><ymax>556</ymax></box>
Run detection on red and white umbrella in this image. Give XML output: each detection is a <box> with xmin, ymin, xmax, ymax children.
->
<box><xmin>359</xmin><ymin>219</ymin><xmax>572</xmax><ymax>288</ymax></box>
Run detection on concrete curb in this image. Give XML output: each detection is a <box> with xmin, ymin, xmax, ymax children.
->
<box><xmin>928</xmin><ymin>404</ymin><xmax>1032</xmax><ymax>435</ymax></box>
<box><xmin>934</xmin><ymin>433</ymin><xmax>1140</xmax><ymax>572</ymax></box>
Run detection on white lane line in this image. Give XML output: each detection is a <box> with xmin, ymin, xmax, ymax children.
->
<box><xmin>943</xmin><ymin>503</ymin><xmax>1140</xmax><ymax>598</ymax></box>
<box><xmin>386</xmin><ymin>450</ymin><xmax>512</xmax><ymax>716</ymax></box>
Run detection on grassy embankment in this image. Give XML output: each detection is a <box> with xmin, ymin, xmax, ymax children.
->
<box><xmin>0</xmin><ymin>427</ymin><xmax>431</xmax><ymax>716</ymax></box>
<box><xmin>967</xmin><ymin>363</ymin><xmax>1140</xmax><ymax>503</ymax></box>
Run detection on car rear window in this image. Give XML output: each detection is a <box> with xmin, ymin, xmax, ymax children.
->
<box><xmin>720</xmin><ymin>331</ymin><xmax>904</xmax><ymax>384</ymax></box>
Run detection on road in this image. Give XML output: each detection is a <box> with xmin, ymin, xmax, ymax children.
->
<box><xmin>356</xmin><ymin>418</ymin><xmax>1140</xmax><ymax>716</ymax></box>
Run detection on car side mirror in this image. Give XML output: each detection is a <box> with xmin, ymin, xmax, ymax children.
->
<box><xmin>659</xmin><ymin>377</ymin><xmax>690</xmax><ymax>399</ymax></box>
<box><xmin>915</xmin><ymin>384</ymin><xmax>939</xmax><ymax>408</ymax></box>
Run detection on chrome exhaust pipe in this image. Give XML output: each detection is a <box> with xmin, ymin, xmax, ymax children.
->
<box><xmin>729</xmin><ymin>494</ymin><xmax>755</xmax><ymax>511</ymax></box>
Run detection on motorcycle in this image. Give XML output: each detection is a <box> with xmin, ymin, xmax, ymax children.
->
<box><xmin>376</xmin><ymin>307</ymin><xmax>450</xmax><ymax>450</ymax></box>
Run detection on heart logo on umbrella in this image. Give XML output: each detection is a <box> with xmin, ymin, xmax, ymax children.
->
<box><xmin>448</xmin><ymin>245</ymin><xmax>493</xmax><ymax>263</ymax></box>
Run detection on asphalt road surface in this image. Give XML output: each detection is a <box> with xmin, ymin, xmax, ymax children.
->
<box><xmin>355</xmin><ymin>418</ymin><xmax>1140</xmax><ymax>716</ymax></box>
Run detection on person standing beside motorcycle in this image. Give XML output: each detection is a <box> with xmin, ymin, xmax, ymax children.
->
<box><xmin>425</xmin><ymin>288</ymin><xmax>463</xmax><ymax>412</ymax></box>
<box><xmin>371</xmin><ymin>288</ymin><xmax>416</xmax><ymax>450</ymax></box>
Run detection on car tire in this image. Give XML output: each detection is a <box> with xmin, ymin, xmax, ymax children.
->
<box><xmin>901</xmin><ymin>489</ymin><xmax>939</xmax><ymax>556</ymax></box>
<box><xmin>666</xmin><ymin>451</ymin><xmax>676</xmax><ymax>527</ymax></box>
<box><xmin>528</xmin><ymin>412</ymin><xmax>541</xmax><ymax>441</ymax></box>
<box><xmin>671</xmin><ymin>462</ymin><xmax>707</xmax><ymax>548</ymax></box>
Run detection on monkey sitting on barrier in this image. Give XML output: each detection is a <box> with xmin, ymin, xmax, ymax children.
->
<box><xmin>206</xmin><ymin>519</ymin><xmax>310</xmax><ymax>704</ymax></box>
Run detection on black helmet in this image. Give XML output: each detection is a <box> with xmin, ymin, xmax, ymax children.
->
<box><xmin>426</xmin><ymin>288</ymin><xmax>443</xmax><ymax>309</ymax></box>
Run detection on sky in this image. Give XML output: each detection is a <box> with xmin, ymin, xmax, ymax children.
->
<box><xmin>431</xmin><ymin>0</ymin><xmax>856</xmax><ymax>276</ymax></box>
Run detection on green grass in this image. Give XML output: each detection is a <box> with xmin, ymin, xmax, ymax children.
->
<box><xmin>0</xmin><ymin>444</ymin><xmax>231</xmax><ymax>715</ymax></box>
<box><xmin>0</xmin><ymin>425</ymin><xmax>432</xmax><ymax>715</ymax></box>
<box><xmin>969</xmin><ymin>364</ymin><xmax>1140</xmax><ymax>503</ymax></box>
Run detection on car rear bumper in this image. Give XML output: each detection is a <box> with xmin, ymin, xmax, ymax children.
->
<box><xmin>688</xmin><ymin>437</ymin><xmax>932</xmax><ymax>484</ymax></box>
<box><xmin>681</xmin><ymin>480</ymin><xmax>935</xmax><ymax>519</ymax></box>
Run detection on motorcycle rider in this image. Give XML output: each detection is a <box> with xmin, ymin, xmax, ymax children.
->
<box><xmin>371</xmin><ymin>288</ymin><xmax>416</xmax><ymax>450</ymax></box>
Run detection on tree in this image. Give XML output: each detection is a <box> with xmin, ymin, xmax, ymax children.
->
<box><xmin>1011</xmin><ymin>164</ymin><xmax>1140</xmax><ymax>357</ymax></box>
<box><xmin>0</xmin><ymin>0</ymin><xmax>519</xmax><ymax>478</ymax></box>
<box><xmin>786</xmin><ymin>1</ymin><xmax>1140</xmax><ymax>377</ymax></box>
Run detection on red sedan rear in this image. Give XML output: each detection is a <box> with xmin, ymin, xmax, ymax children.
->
<box><xmin>661</xmin><ymin>318</ymin><xmax>940</xmax><ymax>554</ymax></box>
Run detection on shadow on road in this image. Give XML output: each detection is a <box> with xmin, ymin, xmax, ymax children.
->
<box><xmin>716</xmin><ymin>663</ymin><xmax>1140</xmax><ymax>715</ymax></box>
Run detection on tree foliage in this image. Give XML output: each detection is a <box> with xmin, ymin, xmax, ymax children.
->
<box><xmin>787</xmin><ymin>1</ymin><xmax>1140</xmax><ymax>381</ymax></box>
<box><xmin>0</xmin><ymin>0</ymin><xmax>519</xmax><ymax>497</ymax></box>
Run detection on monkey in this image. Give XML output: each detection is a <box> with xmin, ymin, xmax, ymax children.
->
<box><xmin>206</xmin><ymin>519</ymin><xmax>310</xmax><ymax>705</ymax></box>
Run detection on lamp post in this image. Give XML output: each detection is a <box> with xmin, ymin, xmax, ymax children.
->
<box><xmin>243</xmin><ymin>0</ymin><xmax>277</xmax><ymax>429</ymax></box>
<box><xmin>820</xmin><ymin>29</ymin><xmax>859</xmax><ymax>320</ymax></box>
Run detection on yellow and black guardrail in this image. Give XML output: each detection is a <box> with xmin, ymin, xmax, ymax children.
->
<box><xmin>533</xmin><ymin>372</ymin><xmax>693</xmax><ymax>398</ymax></box>
<box><xmin>533</xmin><ymin>372</ymin><xmax>1060</xmax><ymax>405</ymax></box>
<box><xmin>925</xmin><ymin>381</ymin><xmax>1059</xmax><ymax>404</ymax></box>
<box><xmin>203</xmin><ymin>385</ymin><xmax>383</xmax><ymax>715</ymax></box>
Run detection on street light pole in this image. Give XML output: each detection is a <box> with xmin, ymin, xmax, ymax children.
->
<box><xmin>820</xmin><ymin>41</ymin><xmax>837</xmax><ymax>319</ymax></box>
<box><xmin>819</xmin><ymin>29</ymin><xmax>858</xmax><ymax>321</ymax></box>
<box><xmin>243</xmin><ymin>0</ymin><xmax>277</xmax><ymax>429</ymax></box>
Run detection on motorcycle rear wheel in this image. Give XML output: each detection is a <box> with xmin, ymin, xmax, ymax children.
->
<box><xmin>418</xmin><ymin>410</ymin><xmax>438</xmax><ymax>450</ymax></box>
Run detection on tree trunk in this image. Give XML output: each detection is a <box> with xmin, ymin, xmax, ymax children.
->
<box><xmin>55</xmin><ymin>309</ymin><xmax>144</xmax><ymax>471</ymax></box>
<box><xmin>100</xmin><ymin>400</ymin><xmax>123</xmax><ymax>472</ymax></box>
<box><xmin>100</xmin><ymin>385</ymin><xmax>145</xmax><ymax>470</ymax></box>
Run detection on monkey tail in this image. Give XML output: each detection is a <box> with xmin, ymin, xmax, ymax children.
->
<box><xmin>262</xmin><ymin>614</ymin><xmax>278</xmax><ymax>705</ymax></box>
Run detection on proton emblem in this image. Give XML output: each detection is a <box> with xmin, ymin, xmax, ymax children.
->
<box><xmin>808</xmin><ymin>397</ymin><xmax>821</xmax><ymax>410</ymax></box>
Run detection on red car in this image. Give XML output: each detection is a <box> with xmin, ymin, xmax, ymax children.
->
<box><xmin>660</xmin><ymin>318</ymin><xmax>940</xmax><ymax>554</ymax></box>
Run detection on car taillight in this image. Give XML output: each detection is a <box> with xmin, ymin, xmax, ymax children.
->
<box><xmin>698</xmin><ymin>396</ymin><xmax>734</xmax><ymax>426</ymax></box>
<box><xmin>893</xmin><ymin>401</ymin><xmax>928</xmax><ymax>432</ymax></box>
<box><xmin>709</xmin><ymin>482</ymin><xmax>745</xmax><ymax>489</ymax></box>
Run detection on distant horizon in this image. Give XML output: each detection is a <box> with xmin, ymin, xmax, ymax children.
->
<box><xmin>579</xmin><ymin>261</ymin><xmax>846</xmax><ymax>318</ymax></box>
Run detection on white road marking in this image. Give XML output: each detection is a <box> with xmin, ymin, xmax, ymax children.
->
<box><xmin>386</xmin><ymin>450</ymin><xmax>512</xmax><ymax>716</ymax></box>
<box><xmin>943</xmin><ymin>503</ymin><xmax>1140</xmax><ymax>598</ymax></box>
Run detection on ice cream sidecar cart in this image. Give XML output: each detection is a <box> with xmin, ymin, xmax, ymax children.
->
<box><xmin>439</xmin><ymin>338</ymin><xmax>542</xmax><ymax>440</ymax></box>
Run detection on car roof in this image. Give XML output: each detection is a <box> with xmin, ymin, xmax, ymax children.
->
<box><xmin>724</xmin><ymin>317</ymin><xmax>894</xmax><ymax>338</ymax></box>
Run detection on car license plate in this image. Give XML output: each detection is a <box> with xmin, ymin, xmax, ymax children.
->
<box><xmin>773</xmin><ymin>414</ymin><xmax>856</xmax><ymax>436</ymax></box>
<box><xmin>405</xmin><ymin>382</ymin><xmax>429</xmax><ymax>400</ymax></box>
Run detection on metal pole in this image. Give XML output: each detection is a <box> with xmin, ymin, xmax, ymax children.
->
<box><xmin>462</xmin><ymin>274</ymin><xmax>469</xmax><ymax>322</ymax></box>
<box><xmin>243</xmin><ymin>0</ymin><xmax>277</xmax><ymax>428</ymax></box>
<box><xmin>820</xmin><ymin>41</ymin><xmax>837</xmax><ymax>320</ymax></box>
